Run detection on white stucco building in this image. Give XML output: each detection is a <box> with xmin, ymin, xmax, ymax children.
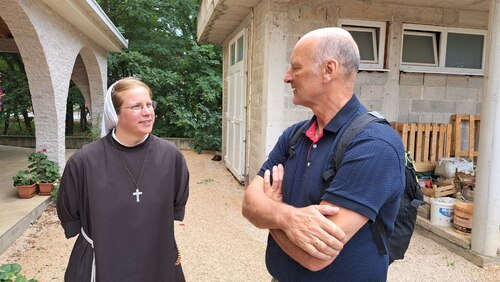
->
<box><xmin>0</xmin><ymin>0</ymin><xmax>127</xmax><ymax>166</ymax></box>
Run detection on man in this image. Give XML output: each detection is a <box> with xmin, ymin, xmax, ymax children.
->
<box><xmin>242</xmin><ymin>27</ymin><xmax>405</xmax><ymax>281</ymax></box>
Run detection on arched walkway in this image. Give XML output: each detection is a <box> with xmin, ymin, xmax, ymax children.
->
<box><xmin>0</xmin><ymin>0</ymin><xmax>126</xmax><ymax>166</ymax></box>
<box><xmin>0</xmin><ymin>0</ymin><xmax>126</xmax><ymax>254</ymax></box>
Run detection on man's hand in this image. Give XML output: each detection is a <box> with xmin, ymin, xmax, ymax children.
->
<box><xmin>264</xmin><ymin>164</ymin><xmax>346</xmax><ymax>260</ymax></box>
<box><xmin>278</xmin><ymin>205</ymin><xmax>346</xmax><ymax>260</ymax></box>
<box><xmin>263</xmin><ymin>164</ymin><xmax>283</xmax><ymax>202</ymax></box>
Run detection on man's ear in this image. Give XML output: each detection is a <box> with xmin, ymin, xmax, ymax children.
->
<box><xmin>323</xmin><ymin>59</ymin><xmax>338</xmax><ymax>81</ymax></box>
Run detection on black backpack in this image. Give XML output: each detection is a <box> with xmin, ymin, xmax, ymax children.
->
<box><xmin>287</xmin><ymin>111</ymin><xmax>423</xmax><ymax>264</ymax></box>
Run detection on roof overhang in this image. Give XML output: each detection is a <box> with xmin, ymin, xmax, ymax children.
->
<box><xmin>41</xmin><ymin>0</ymin><xmax>128</xmax><ymax>52</ymax></box>
<box><xmin>197</xmin><ymin>0</ymin><xmax>262</xmax><ymax>44</ymax></box>
<box><xmin>197</xmin><ymin>0</ymin><xmax>490</xmax><ymax>44</ymax></box>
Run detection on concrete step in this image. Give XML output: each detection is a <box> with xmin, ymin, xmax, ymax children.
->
<box><xmin>416</xmin><ymin>216</ymin><xmax>500</xmax><ymax>268</ymax></box>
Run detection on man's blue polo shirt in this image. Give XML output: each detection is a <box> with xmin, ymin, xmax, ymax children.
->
<box><xmin>258</xmin><ymin>95</ymin><xmax>405</xmax><ymax>281</ymax></box>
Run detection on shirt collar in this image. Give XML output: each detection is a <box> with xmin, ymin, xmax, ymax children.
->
<box><xmin>324</xmin><ymin>94</ymin><xmax>366</xmax><ymax>133</ymax></box>
<box><xmin>298</xmin><ymin>94</ymin><xmax>366</xmax><ymax>137</ymax></box>
<box><xmin>112</xmin><ymin>128</ymin><xmax>149</xmax><ymax>147</ymax></box>
<box><xmin>305</xmin><ymin>121</ymin><xmax>323</xmax><ymax>142</ymax></box>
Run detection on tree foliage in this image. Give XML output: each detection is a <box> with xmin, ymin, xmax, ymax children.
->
<box><xmin>0</xmin><ymin>54</ymin><xmax>87</xmax><ymax>136</ymax></box>
<box><xmin>0</xmin><ymin>53</ymin><xmax>33</xmax><ymax>135</ymax></box>
<box><xmin>99</xmin><ymin>0</ymin><xmax>222</xmax><ymax>151</ymax></box>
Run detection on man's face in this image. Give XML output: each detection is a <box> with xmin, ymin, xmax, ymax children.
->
<box><xmin>283</xmin><ymin>39</ymin><xmax>323</xmax><ymax>108</ymax></box>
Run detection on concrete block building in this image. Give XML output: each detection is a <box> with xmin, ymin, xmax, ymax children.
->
<box><xmin>197</xmin><ymin>0</ymin><xmax>499</xmax><ymax>264</ymax></box>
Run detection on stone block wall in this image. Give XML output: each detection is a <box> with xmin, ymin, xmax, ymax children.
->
<box><xmin>398</xmin><ymin>73</ymin><xmax>483</xmax><ymax>123</ymax></box>
<box><xmin>247</xmin><ymin>2</ymin><xmax>269</xmax><ymax>178</ymax></box>
<box><xmin>274</xmin><ymin>0</ymin><xmax>486</xmax><ymax>124</ymax></box>
<box><xmin>221</xmin><ymin>0</ymin><xmax>488</xmax><ymax>179</ymax></box>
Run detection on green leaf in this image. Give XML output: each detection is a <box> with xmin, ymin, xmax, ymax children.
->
<box><xmin>0</xmin><ymin>263</ymin><xmax>21</xmax><ymax>280</ymax></box>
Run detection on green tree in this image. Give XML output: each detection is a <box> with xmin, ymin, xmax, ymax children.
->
<box><xmin>66</xmin><ymin>81</ymin><xmax>87</xmax><ymax>135</ymax></box>
<box><xmin>0</xmin><ymin>53</ymin><xmax>32</xmax><ymax>135</ymax></box>
<box><xmin>0</xmin><ymin>55</ymin><xmax>88</xmax><ymax>136</ymax></box>
<box><xmin>98</xmin><ymin>0</ymin><xmax>222</xmax><ymax>151</ymax></box>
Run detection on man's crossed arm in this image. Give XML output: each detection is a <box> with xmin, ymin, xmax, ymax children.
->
<box><xmin>242</xmin><ymin>164</ymin><xmax>368</xmax><ymax>271</ymax></box>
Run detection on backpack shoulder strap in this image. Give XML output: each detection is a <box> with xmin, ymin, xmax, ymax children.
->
<box><xmin>321</xmin><ymin>111</ymin><xmax>389</xmax><ymax>183</ymax></box>
<box><xmin>286</xmin><ymin>120</ymin><xmax>310</xmax><ymax>159</ymax></box>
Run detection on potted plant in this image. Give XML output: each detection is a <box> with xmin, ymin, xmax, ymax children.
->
<box><xmin>12</xmin><ymin>170</ymin><xmax>39</xmax><ymax>199</ymax></box>
<box><xmin>28</xmin><ymin>149</ymin><xmax>61</xmax><ymax>196</ymax></box>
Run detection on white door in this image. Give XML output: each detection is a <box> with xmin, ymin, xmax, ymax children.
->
<box><xmin>225</xmin><ymin>30</ymin><xmax>246</xmax><ymax>182</ymax></box>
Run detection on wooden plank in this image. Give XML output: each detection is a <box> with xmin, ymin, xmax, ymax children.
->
<box><xmin>446</xmin><ymin>123</ymin><xmax>452</xmax><ymax>157</ymax></box>
<box><xmin>433</xmin><ymin>184</ymin><xmax>457</xmax><ymax>197</ymax></box>
<box><xmin>474</xmin><ymin>117</ymin><xmax>480</xmax><ymax>159</ymax></box>
<box><xmin>430</xmin><ymin>124</ymin><xmax>438</xmax><ymax>163</ymax></box>
<box><xmin>438</xmin><ymin>124</ymin><xmax>445</xmax><ymax>160</ymax></box>
<box><xmin>475</xmin><ymin>118</ymin><xmax>481</xmax><ymax>156</ymax></box>
<box><xmin>424</xmin><ymin>123</ymin><xmax>432</xmax><ymax>163</ymax></box>
<box><xmin>390</xmin><ymin>122</ymin><xmax>401</xmax><ymax>136</ymax></box>
<box><xmin>469</xmin><ymin>115</ymin><xmax>475</xmax><ymax>161</ymax></box>
<box><xmin>423</xmin><ymin>123</ymin><xmax>431</xmax><ymax>163</ymax></box>
<box><xmin>409</xmin><ymin>123</ymin><xmax>417</xmax><ymax>161</ymax></box>
<box><xmin>415</xmin><ymin>162</ymin><xmax>436</xmax><ymax>172</ymax></box>
<box><xmin>453</xmin><ymin>114</ymin><xmax>461</xmax><ymax>157</ymax></box>
<box><xmin>416</xmin><ymin>124</ymin><xmax>424</xmax><ymax>163</ymax></box>
<box><xmin>401</xmin><ymin>123</ymin><xmax>409</xmax><ymax>153</ymax></box>
<box><xmin>421</xmin><ymin>184</ymin><xmax>456</xmax><ymax>197</ymax></box>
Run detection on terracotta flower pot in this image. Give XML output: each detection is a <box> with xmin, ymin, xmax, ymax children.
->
<box><xmin>16</xmin><ymin>183</ymin><xmax>38</xmax><ymax>199</ymax></box>
<box><xmin>39</xmin><ymin>182</ymin><xmax>55</xmax><ymax>196</ymax></box>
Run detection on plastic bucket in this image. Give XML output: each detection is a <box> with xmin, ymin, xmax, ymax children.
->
<box><xmin>453</xmin><ymin>202</ymin><xmax>474</xmax><ymax>234</ymax></box>
<box><xmin>430</xmin><ymin>197</ymin><xmax>459</xmax><ymax>226</ymax></box>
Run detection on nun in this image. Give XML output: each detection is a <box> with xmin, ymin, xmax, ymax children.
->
<box><xmin>57</xmin><ymin>77</ymin><xmax>189</xmax><ymax>281</ymax></box>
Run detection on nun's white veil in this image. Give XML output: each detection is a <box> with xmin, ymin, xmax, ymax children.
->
<box><xmin>100</xmin><ymin>81</ymin><xmax>120</xmax><ymax>137</ymax></box>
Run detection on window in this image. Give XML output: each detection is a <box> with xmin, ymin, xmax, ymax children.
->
<box><xmin>339</xmin><ymin>19</ymin><xmax>387</xmax><ymax>70</ymax></box>
<box><xmin>445</xmin><ymin>33</ymin><xmax>484</xmax><ymax>69</ymax></box>
<box><xmin>230</xmin><ymin>43</ymin><xmax>235</xmax><ymax>66</ymax></box>
<box><xmin>402</xmin><ymin>31</ymin><xmax>438</xmax><ymax>66</ymax></box>
<box><xmin>237</xmin><ymin>36</ymin><xmax>244</xmax><ymax>62</ymax></box>
<box><xmin>229</xmin><ymin>35</ymin><xmax>245</xmax><ymax>66</ymax></box>
<box><xmin>401</xmin><ymin>24</ymin><xmax>486</xmax><ymax>75</ymax></box>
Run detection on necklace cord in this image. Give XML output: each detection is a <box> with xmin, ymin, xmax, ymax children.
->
<box><xmin>111</xmin><ymin>136</ymin><xmax>153</xmax><ymax>190</ymax></box>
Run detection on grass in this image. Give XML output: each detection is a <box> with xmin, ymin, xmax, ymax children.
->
<box><xmin>197</xmin><ymin>178</ymin><xmax>214</xmax><ymax>185</ymax></box>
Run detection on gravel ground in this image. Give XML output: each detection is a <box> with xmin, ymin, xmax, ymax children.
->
<box><xmin>0</xmin><ymin>150</ymin><xmax>499</xmax><ymax>281</ymax></box>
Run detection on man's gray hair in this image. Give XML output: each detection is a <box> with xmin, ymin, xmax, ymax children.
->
<box><xmin>311</xmin><ymin>29</ymin><xmax>360</xmax><ymax>77</ymax></box>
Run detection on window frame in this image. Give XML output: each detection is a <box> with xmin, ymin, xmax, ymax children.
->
<box><xmin>401</xmin><ymin>24</ymin><xmax>487</xmax><ymax>75</ymax></box>
<box><xmin>339</xmin><ymin>19</ymin><xmax>387</xmax><ymax>71</ymax></box>
<box><xmin>401</xmin><ymin>31</ymin><xmax>438</xmax><ymax>67</ymax></box>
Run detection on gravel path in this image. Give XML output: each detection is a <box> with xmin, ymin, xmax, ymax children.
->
<box><xmin>0</xmin><ymin>150</ymin><xmax>498</xmax><ymax>281</ymax></box>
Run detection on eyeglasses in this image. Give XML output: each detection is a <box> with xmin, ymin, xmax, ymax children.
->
<box><xmin>121</xmin><ymin>101</ymin><xmax>157</xmax><ymax>113</ymax></box>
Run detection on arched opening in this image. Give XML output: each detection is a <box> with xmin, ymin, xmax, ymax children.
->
<box><xmin>0</xmin><ymin>16</ymin><xmax>34</xmax><ymax>136</ymax></box>
<box><xmin>67</xmin><ymin>54</ymin><xmax>92</xmax><ymax>138</ymax></box>
<box><xmin>66</xmin><ymin>81</ymin><xmax>89</xmax><ymax>136</ymax></box>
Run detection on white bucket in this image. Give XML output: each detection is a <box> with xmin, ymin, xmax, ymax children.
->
<box><xmin>430</xmin><ymin>197</ymin><xmax>460</xmax><ymax>226</ymax></box>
